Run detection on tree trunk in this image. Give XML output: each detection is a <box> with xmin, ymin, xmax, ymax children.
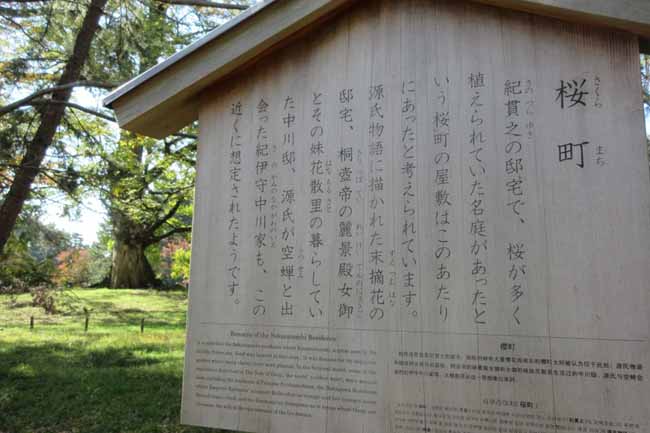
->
<box><xmin>110</xmin><ymin>237</ymin><xmax>156</xmax><ymax>289</ymax></box>
<box><xmin>0</xmin><ymin>0</ymin><xmax>108</xmax><ymax>255</ymax></box>
<box><xmin>109</xmin><ymin>207</ymin><xmax>158</xmax><ymax>289</ymax></box>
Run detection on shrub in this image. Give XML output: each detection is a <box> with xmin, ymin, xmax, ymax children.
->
<box><xmin>53</xmin><ymin>248</ymin><xmax>92</xmax><ymax>287</ymax></box>
<box><xmin>171</xmin><ymin>247</ymin><xmax>191</xmax><ymax>289</ymax></box>
<box><xmin>30</xmin><ymin>285</ymin><xmax>58</xmax><ymax>313</ymax></box>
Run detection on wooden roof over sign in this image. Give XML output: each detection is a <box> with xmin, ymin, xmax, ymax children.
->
<box><xmin>104</xmin><ymin>0</ymin><xmax>650</xmax><ymax>139</ymax></box>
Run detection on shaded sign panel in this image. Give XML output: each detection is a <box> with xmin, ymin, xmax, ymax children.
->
<box><xmin>181</xmin><ymin>1</ymin><xmax>650</xmax><ymax>432</ymax></box>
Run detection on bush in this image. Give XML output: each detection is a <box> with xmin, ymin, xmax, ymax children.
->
<box><xmin>0</xmin><ymin>240</ymin><xmax>56</xmax><ymax>293</ymax></box>
<box><xmin>0</xmin><ymin>211</ymin><xmax>74</xmax><ymax>292</ymax></box>
<box><xmin>171</xmin><ymin>247</ymin><xmax>191</xmax><ymax>289</ymax></box>
<box><xmin>157</xmin><ymin>237</ymin><xmax>190</xmax><ymax>289</ymax></box>
<box><xmin>30</xmin><ymin>286</ymin><xmax>58</xmax><ymax>313</ymax></box>
<box><xmin>53</xmin><ymin>248</ymin><xmax>92</xmax><ymax>287</ymax></box>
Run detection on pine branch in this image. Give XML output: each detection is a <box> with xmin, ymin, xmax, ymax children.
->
<box><xmin>0</xmin><ymin>0</ymin><xmax>108</xmax><ymax>255</ymax></box>
<box><xmin>32</xmin><ymin>99</ymin><xmax>198</xmax><ymax>142</ymax></box>
<box><xmin>0</xmin><ymin>80</ymin><xmax>116</xmax><ymax>117</ymax></box>
<box><xmin>158</xmin><ymin>0</ymin><xmax>247</xmax><ymax>10</ymax></box>
<box><xmin>28</xmin><ymin>99</ymin><xmax>117</xmax><ymax>122</ymax></box>
<box><xmin>0</xmin><ymin>5</ymin><xmax>40</xmax><ymax>16</ymax></box>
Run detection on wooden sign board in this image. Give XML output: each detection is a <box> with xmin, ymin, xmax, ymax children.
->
<box><xmin>181</xmin><ymin>1</ymin><xmax>650</xmax><ymax>432</ymax></box>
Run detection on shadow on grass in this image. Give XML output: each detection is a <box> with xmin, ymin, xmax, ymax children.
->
<box><xmin>0</xmin><ymin>342</ymin><xmax>219</xmax><ymax>433</ymax></box>
<box><xmin>78</xmin><ymin>315</ymin><xmax>187</xmax><ymax>331</ymax></box>
<box><xmin>47</xmin><ymin>307</ymin><xmax>188</xmax><ymax>330</ymax></box>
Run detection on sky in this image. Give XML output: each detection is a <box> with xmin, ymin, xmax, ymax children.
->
<box><xmin>42</xmin><ymin>88</ymin><xmax>109</xmax><ymax>245</ymax></box>
<box><xmin>43</xmin><ymin>194</ymin><xmax>104</xmax><ymax>245</ymax></box>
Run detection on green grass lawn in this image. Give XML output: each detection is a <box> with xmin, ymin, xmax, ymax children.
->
<box><xmin>0</xmin><ymin>288</ymin><xmax>218</xmax><ymax>433</ymax></box>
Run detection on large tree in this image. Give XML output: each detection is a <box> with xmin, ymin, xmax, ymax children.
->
<box><xmin>105</xmin><ymin>133</ymin><xmax>195</xmax><ymax>288</ymax></box>
<box><xmin>0</xmin><ymin>0</ymin><xmax>248</xmax><ymax>287</ymax></box>
<box><xmin>0</xmin><ymin>0</ymin><xmax>110</xmax><ymax>255</ymax></box>
<box><xmin>85</xmin><ymin>0</ymin><xmax>244</xmax><ymax>288</ymax></box>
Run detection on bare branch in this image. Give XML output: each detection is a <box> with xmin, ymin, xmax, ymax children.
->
<box><xmin>158</xmin><ymin>0</ymin><xmax>247</xmax><ymax>10</ymax></box>
<box><xmin>0</xmin><ymin>80</ymin><xmax>117</xmax><ymax>117</ymax></box>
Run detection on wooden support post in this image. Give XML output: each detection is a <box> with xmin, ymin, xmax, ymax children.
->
<box><xmin>140</xmin><ymin>317</ymin><xmax>145</xmax><ymax>334</ymax></box>
<box><xmin>29</xmin><ymin>316</ymin><xmax>34</xmax><ymax>330</ymax></box>
<box><xmin>83</xmin><ymin>307</ymin><xmax>89</xmax><ymax>333</ymax></box>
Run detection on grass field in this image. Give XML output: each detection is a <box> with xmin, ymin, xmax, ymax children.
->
<box><xmin>0</xmin><ymin>288</ymin><xmax>218</xmax><ymax>433</ymax></box>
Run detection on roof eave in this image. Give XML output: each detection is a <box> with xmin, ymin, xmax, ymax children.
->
<box><xmin>103</xmin><ymin>0</ymin><xmax>276</xmax><ymax>109</ymax></box>
<box><xmin>105</xmin><ymin>0</ymin><xmax>650</xmax><ymax>139</ymax></box>
<box><xmin>104</xmin><ymin>0</ymin><xmax>356</xmax><ymax>139</ymax></box>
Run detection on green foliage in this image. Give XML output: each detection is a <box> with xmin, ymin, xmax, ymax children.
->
<box><xmin>0</xmin><ymin>208</ymin><xmax>112</xmax><ymax>291</ymax></box>
<box><xmin>53</xmin><ymin>248</ymin><xmax>93</xmax><ymax>287</ymax></box>
<box><xmin>0</xmin><ymin>236</ymin><xmax>55</xmax><ymax>291</ymax></box>
<box><xmin>0</xmin><ymin>1</ymin><xmax>252</xmax><ymax>287</ymax></box>
<box><xmin>0</xmin><ymin>288</ymin><xmax>218</xmax><ymax>433</ymax></box>
<box><xmin>86</xmin><ymin>230</ymin><xmax>113</xmax><ymax>286</ymax></box>
<box><xmin>0</xmin><ymin>208</ymin><xmax>75</xmax><ymax>291</ymax></box>
<box><xmin>156</xmin><ymin>236</ymin><xmax>190</xmax><ymax>288</ymax></box>
<box><xmin>0</xmin><ymin>0</ymin><xmax>102</xmax><ymax>204</ymax></box>
<box><xmin>145</xmin><ymin>242</ymin><xmax>162</xmax><ymax>276</ymax></box>
<box><xmin>74</xmin><ymin>1</ymin><xmax>239</xmax><ymax>287</ymax></box>
<box><xmin>96</xmin><ymin>132</ymin><xmax>197</xmax><ymax>240</ymax></box>
<box><xmin>171</xmin><ymin>246</ymin><xmax>191</xmax><ymax>288</ymax></box>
